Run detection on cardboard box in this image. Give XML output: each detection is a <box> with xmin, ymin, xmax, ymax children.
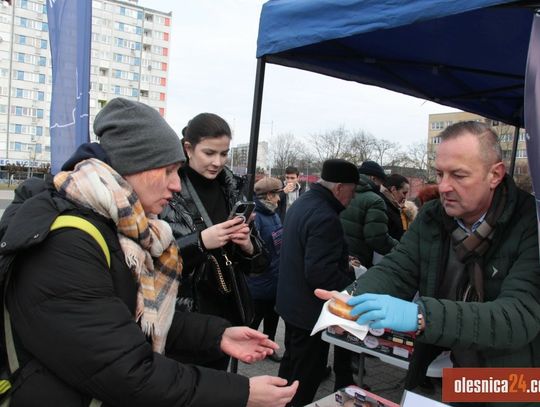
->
<box><xmin>327</xmin><ymin>327</ymin><xmax>415</xmax><ymax>361</ymax></box>
<box><xmin>335</xmin><ymin>386</ymin><xmax>400</xmax><ymax>407</ymax></box>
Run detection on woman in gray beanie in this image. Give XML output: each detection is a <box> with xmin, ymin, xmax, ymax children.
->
<box><xmin>0</xmin><ymin>98</ymin><xmax>297</xmax><ymax>406</ymax></box>
<box><xmin>161</xmin><ymin>113</ymin><xmax>268</xmax><ymax>370</ymax></box>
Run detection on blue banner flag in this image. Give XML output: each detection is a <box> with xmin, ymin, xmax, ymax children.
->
<box><xmin>47</xmin><ymin>0</ymin><xmax>92</xmax><ymax>174</ymax></box>
<box><xmin>525</xmin><ymin>13</ymin><xmax>540</xmax><ymax>246</ymax></box>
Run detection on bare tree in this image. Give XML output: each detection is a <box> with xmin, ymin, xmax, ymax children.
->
<box><xmin>406</xmin><ymin>142</ymin><xmax>428</xmax><ymax>169</ymax></box>
<box><xmin>269</xmin><ymin>133</ymin><xmax>301</xmax><ymax>175</ymax></box>
<box><xmin>404</xmin><ymin>142</ymin><xmax>433</xmax><ymax>181</ymax></box>
<box><xmin>342</xmin><ymin>130</ymin><xmax>377</xmax><ymax>165</ymax></box>
<box><xmin>373</xmin><ymin>138</ymin><xmax>398</xmax><ymax>165</ymax></box>
<box><xmin>385</xmin><ymin>151</ymin><xmax>410</xmax><ymax>168</ymax></box>
<box><xmin>311</xmin><ymin>125</ymin><xmax>350</xmax><ymax>162</ymax></box>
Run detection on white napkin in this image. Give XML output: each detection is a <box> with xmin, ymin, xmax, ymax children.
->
<box><xmin>353</xmin><ymin>264</ymin><xmax>367</xmax><ymax>278</ymax></box>
<box><xmin>310</xmin><ymin>299</ymin><xmax>369</xmax><ymax>340</ymax></box>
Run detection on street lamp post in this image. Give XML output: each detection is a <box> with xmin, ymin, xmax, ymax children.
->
<box><xmin>27</xmin><ymin>142</ymin><xmax>37</xmax><ymax>179</ymax></box>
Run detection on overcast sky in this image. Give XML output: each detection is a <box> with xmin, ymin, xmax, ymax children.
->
<box><xmin>138</xmin><ymin>0</ymin><xmax>460</xmax><ymax>149</ymax></box>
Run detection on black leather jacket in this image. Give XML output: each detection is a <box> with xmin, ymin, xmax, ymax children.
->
<box><xmin>1</xmin><ymin>176</ymin><xmax>249</xmax><ymax>407</ymax></box>
<box><xmin>160</xmin><ymin>166</ymin><xmax>267</xmax><ymax>325</ymax></box>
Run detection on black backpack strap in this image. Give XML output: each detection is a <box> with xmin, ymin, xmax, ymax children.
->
<box><xmin>1</xmin><ymin>215</ymin><xmax>108</xmax><ymax>407</ymax></box>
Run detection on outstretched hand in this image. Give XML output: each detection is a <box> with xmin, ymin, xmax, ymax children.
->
<box><xmin>247</xmin><ymin>376</ymin><xmax>299</xmax><ymax>407</ymax></box>
<box><xmin>314</xmin><ymin>288</ymin><xmax>351</xmax><ymax>303</ymax></box>
<box><xmin>220</xmin><ymin>327</ymin><xmax>279</xmax><ymax>363</ymax></box>
<box><xmin>348</xmin><ymin>293</ymin><xmax>418</xmax><ymax>332</ymax></box>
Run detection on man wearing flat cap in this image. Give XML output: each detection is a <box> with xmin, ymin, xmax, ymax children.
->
<box><xmin>276</xmin><ymin>159</ymin><xmax>358</xmax><ymax>406</ymax></box>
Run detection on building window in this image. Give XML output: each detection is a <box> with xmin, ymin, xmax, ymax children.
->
<box><xmin>517</xmin><ymin>149</ymin><xmax>528</xmax><ymax>158</ymax></box>
<box><xmin>431</xmin><ymin>121</ymin><xmax>445</xmax><ymax>130</ymax></box>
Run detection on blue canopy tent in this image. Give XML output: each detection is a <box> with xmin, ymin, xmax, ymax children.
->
<box><xmin>247</xmin><ymin>0</ymin><xmax>539</xmax><ymax>190</ymax></box>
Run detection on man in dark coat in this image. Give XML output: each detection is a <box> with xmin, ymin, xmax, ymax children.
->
<box><xmin>318</xmin><ymin>121</ymin><xmax>540</xmax><ymax>407</ymax></box>
<box><xmin>276</xmin><ymin>159</ymin><xmax>358</xmax><ymax>406</ymax></box>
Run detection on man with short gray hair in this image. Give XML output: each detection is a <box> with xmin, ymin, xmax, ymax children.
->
<box><xmin>317</xmin><ymin>121</ymin><xmax>540</xmax><ymax>407</ymax></box>
<box><xmin>276</xmin><ymin>159</ymin><xmax>359</xmax><ymax>406</ymax></box>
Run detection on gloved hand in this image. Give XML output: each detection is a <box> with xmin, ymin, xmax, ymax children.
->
<box><xmin>348</xmin><ymin>293</ymin><xmax>418</xmax><ymax>332</ymax></box>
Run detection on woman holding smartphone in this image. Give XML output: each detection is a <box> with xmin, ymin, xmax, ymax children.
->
<box><xmin>161</xmin><ymin>113</ymin><xmax>266</xmax><ymax>370</ymax></box>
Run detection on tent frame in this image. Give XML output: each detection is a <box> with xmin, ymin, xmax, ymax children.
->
<box><xmin>246</xmin><ymin>57</ymin><xmax>522</xmax><ymax>196</ymax></box>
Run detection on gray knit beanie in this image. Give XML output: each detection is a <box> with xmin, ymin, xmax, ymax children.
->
<box><xmin>94</xmin><ymin>98</ymin><xmax>185</xmax><ymax>175</ymax></box>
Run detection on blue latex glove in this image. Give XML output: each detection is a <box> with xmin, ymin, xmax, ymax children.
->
<box><xmin>348</xmin><ymin>293</ymin><xmax>418</xmax><ymax>332</ymax></box>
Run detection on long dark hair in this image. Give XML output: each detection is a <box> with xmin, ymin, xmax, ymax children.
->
<box><xmin>181</xmin><ymin>113</ymin><xmax>232</xmax><ymax>163</ymax></box>
<box><xmin>183</xmin><ymin>113</ymin><xmax>231</xmax><ymax>146</ymax></box>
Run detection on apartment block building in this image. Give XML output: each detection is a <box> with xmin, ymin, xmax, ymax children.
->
<box><xmin>427</xmin><ymin>112</ymin><xmax>530</xmax><ymax>186</ymax></box>
<box><xmin>229</xmin><ymin>141</ymin><xmax>269</xmax><ymax>176</ymax></box>
<box><xmin>0</xmin><ymin>0</ymin><xmax>171</xmax><ymax>168</ymax></box>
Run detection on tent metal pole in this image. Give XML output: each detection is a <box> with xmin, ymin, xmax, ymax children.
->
<box><xmin>509</xmin><ymin>126</ymin><xmax>520</xmax><ymax>176</ymax></box>
<box><xmin>246</xmin><ymin>57</ymin><xmax>266</xmax><ymax>200</ymax></box>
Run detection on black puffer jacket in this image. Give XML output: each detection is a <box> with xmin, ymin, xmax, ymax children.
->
<box><xmin>1</xmin><ymin>178</ymin><xmax>249</xmax><ymax>407</ymax></box>
<box><xmin>340</xmin><ymin>175</ymin><xmax>398</xmax><ymax>267</ymax></box>
<box><xmin>160</xmin><ymin>166</ymin><xmax>267</xmax><ymax>325</ymax></box>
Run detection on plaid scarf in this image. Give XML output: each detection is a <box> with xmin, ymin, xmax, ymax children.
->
<box><xmin>444</xmin><ymin>182</ymin><xmax>507</xmax><ymax>302</ymax></box>
<box><xmin>54</xmin><ymin>158</ymin><xmax>182</xmax><ymax>353</ymax></box>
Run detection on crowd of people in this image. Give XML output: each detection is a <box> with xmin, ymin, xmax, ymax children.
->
<box><xmin>0</xmin><ymin>98</ymin><xmax>538</xmax><ymax>407</ymax></box>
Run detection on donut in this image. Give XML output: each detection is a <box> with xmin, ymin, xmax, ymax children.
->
<box><xmin>328</xmin><ymin>298</ymin><xmax>357</xmax><ymax>321</ymax></box>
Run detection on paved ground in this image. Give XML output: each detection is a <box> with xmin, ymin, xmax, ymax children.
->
<box><xmin>238</xmin><ymin>319</ymin><xmax>443</xmax><ymax>405</ymax></box>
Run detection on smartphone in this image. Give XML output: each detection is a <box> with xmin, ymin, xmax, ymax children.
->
<box><xmin>227</xmin><ymin>201</ymin><xmax>255</xmax><ymax>222</ymax></box>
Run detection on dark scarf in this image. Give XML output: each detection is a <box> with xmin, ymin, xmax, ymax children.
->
<box><xmin>441</xmin><ymin>182</ymin><xmax>507</xmax><ymax>303</ymax></box>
